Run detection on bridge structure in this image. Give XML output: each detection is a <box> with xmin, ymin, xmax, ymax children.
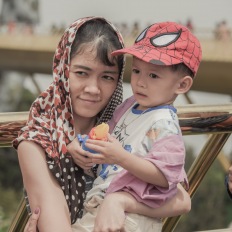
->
<box><xmin>0</xmin><ymin>34</ymin><xmax>232</xmax><ymax>231</ymax></box>
<box><xmin>0</xmin><ymin>34</ymin><xmax>232</xmax><ymax>94</ymax></box>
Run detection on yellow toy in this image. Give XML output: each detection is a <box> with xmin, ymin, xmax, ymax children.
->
<box><xmin>80</xmin><ymin>123</ymin><xmax>109</xmax><ymax>153</ymax></box>
<box><xmin>89</xmin><ymin>123</ymin><xmax>109</xmax><ymax>141</ymax></box>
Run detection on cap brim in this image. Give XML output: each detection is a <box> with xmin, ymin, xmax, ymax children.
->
<box><xmin>112</xmin><ymin>45</ymin><xmax>184</xmax><ymax>67</ymax></box>
<box><xmin>112</xmin><ymin>46</ymin><xmax>143</xmax><ymax>59</ymax></box>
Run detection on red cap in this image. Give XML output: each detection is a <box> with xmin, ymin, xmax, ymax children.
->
<box><xmin>112</xmin><ymin>21</ymin><xmax>202</xmax><ymax>76</ymax></box>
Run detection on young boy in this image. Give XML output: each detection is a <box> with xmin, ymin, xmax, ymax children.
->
<box><xmin>71</xmin><ymin>21</ymin><xmax>202</xmax><ymax>232</ymax></box>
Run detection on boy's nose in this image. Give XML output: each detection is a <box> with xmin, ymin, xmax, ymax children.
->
<box><xmin>137</xmin><ymin>75</ymin><xmax>146</xmax><ymax>88</ymax></box>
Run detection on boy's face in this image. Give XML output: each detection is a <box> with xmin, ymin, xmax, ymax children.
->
<box><xmin>130</xmin><ymin>57</ymin><xmax>182</xmax><ymax>111</ymax></box>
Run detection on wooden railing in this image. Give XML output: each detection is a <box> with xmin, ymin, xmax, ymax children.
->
<box><xmin>1</xmin><ymin>103</ymin><xmax>232</xmax><ymax>232</ymax></box>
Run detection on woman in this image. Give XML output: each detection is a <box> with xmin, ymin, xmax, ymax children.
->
<box><xmin>14</xmin><ymin>17</ymin><xmax>191</xmax><ymax>232</ymax></box>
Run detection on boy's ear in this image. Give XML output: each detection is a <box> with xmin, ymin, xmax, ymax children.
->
<box><xmin>176</xmin><ymin>76</ymin><xmax>193</xmax><ymax>94</ymax></box>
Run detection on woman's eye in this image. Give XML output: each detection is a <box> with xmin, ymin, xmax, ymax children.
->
<box><xmin>75</xmin><ymin>71</ymin><xmax>86</xmax><ymax>76</ymax></box>
<box><xmin>102</xmin><ymin>75</ymin><xmax>115</xmax><ymax>81</ymax></box>
<box><xmin>72</xmin><ymin>71</ymin><xmax>88</xmax><ymax>78</ymax></box>
<box><xmin>150</xmin><ymin>73</ymin><xmax>158</xmax><ymax>79</ymax></box>
<box><xmin>132</xmin><ymin>68</ymin><xmax>140</xmax><ymax>74</ymax></box>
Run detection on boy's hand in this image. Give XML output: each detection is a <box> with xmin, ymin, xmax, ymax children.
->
<box><xmin>84</xmin><ymin>134</ymin><xmax>128</xmax><ymax>165</ymax></box>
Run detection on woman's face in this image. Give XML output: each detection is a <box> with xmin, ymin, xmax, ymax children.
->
<box><xmin>69</xmin><ymin>47</ymin><xmax>119</xmax><ymax>121</ymax></box>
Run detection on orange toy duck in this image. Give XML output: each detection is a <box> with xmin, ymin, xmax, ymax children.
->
<box><xmin>80</xmin><ymin>123</ymin><xmax>109</xmax><ymax>153</ymax></box>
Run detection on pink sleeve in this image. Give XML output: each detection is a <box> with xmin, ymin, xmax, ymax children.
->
<box><xmin>106</xmin><ymin>134</ymin><xmax>188</xmax><ymax>208</ymax></box>
<box><xmin>108</xmin><ymin>96</ymin><xmax>136</xmax><ymax>133</ymax></box>
<box><xmin>145</xmin><ymin>134</ymin><xmax>187</xmax><ymax>185</ymax></box>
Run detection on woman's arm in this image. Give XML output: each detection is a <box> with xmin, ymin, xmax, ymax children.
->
<box><xmin>25</xmin><ymin>183</ymin><xmax>190</xmax><ymax>232</ymax></box>
<box><xmin>94</xmin><ymin>184</ymin><xmax>191</xmax><ymax>230</ymax></box>
<box><xmin>18</xmin><ymin>141</ymin><xmax>72</xmax><ymax>232</ymax></box>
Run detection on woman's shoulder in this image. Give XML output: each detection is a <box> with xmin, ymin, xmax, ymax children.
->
<box><xmin>114</xmin><ymin>95</ymin><xmax>136</xmax><ymax>117</ymax></box>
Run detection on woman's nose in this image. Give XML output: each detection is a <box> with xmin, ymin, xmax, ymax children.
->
<box><xmin>84</xmin><ymin>79</ymin><xmax>100</xmax><ymax>94</ymax></box>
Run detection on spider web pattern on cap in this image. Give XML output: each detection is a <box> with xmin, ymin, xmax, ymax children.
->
<box><xmin>112</xmin><ymin>21</ymin><xmax>202</xmax><ymax>76</ymax></box>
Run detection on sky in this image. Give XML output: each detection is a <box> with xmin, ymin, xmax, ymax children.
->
<box><xmin>0</xmin><ymin>0</ymin><xmax>232</xmax><ymax>35</ymax></box>
<box><xmin>37</xmin><ymin>0</ymin><xmax>232</xmax><ymax>31</ymax></box>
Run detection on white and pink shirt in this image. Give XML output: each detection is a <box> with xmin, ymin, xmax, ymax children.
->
<box><xmin>85</xmin><ymin>96</ymin><xmax>188</xmax><ymax>208</ymax></box>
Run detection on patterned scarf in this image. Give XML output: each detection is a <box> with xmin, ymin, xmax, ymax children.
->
<box><xmin>13</xmin><ymin>16</ymin><xmax>125</xmax><ymax>223</ymax></box>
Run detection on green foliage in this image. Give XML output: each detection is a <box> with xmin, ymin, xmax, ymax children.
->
<box><xmin>175</xmin><ymin>145</ymin><xmax>232</xmax><ymax>231</ymax></box>
<box><xmin>0</xmin><ymin>149</ymin><xmax>23</xmax><ymax>232</ymax></box>
<box><xmin>0</xmin><ymin>187</ymin><xmax>23</xmax><ymax>232</ymax></box>
<box><xmin>0</xmin><ymin>84</ymin><xmax>34</xmax><ymax>230</ymax></box>
<box><xmin>16</xmin><ymin>87</ymin><xmax>36</xmax><ymax>111</ymax></box>
<box><xmin>0</xmin><ymin>148</ymin><xmax>23</xmax><ymax>190</ymax></box>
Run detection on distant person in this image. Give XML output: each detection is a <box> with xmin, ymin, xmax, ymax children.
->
<box><xmin>216</xmin><ymin>20</ymin><xmax>231</xmax><ymax>41</ymax></box>
<box><xmin>186</xmin><ymin>18</ymin><xmax>194</xmax><ymax>33</ymax></box>
<box><xmin>226</xmin><ymin>165</ymin><xmax>232</xmax><ymax>199</ymax></box>
<box><xmin>131</xmin><ymin>21</ymin><xmax>140</xmax><ymax>39</ymax></box>
<box><xmin>120</xmin><ymin>22</ymin><xmax>130</xmax><ymax>38</ymax></box>
<box><xmin>214</xmin><ymin>22</ymin><xmax>221</xmax><ymax>40</ymax></box>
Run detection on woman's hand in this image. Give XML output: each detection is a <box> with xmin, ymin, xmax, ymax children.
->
<box><xmin>67</xmin><ymin>137</ymin><xmax>94</xmax><ymax>170</ymax></box>
<box><xmin>24</xmin><ymin>208</ymin><xmax>40</xmax><ymax>232</ymax></box>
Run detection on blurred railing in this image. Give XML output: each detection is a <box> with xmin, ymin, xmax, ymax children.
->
<box><xmin>1</xmin><ymin>103</ymin><xmax>232</xmax><ymax>231</ymax></box>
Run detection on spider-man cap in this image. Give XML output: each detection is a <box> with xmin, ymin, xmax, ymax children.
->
<box><xmin>112</xmin><ymin>21</ymin><xmax>202</xmax><ymax>76</ymax></box>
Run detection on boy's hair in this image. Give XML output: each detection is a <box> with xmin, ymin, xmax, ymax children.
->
<box><xmin>112</xmin><ymin>21</ymin><xmax>202</xmax><ymax>77</ymax></box>
<box><xmin>171</xmin><ymin>63</ymin><xmax>194</xmax><ymax>79</ymax></box>
<box><xmin>71</xmin><ymin>18</ymin><xmax>124</xmax><ymax>73</ymax></box>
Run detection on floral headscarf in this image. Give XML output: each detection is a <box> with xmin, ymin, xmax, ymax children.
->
<box><xmin>13</xmin><ymin>16</ymin><xmax>125</xmax><ymax>223</ymax></box>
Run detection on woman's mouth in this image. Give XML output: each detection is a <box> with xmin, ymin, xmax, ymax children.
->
<box><xmin>79</xmin><ymin>98</ymin><xmax>100</xmax><ymax>104</ymax></box>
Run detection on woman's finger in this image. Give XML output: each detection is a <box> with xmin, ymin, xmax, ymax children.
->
<box><xmin>73</xmin><ymin>154</ymin><xmax>94</xmax><ymax>169</ymax></box>
<box><xmin>24</xmin><ymin>208</ymin><xmax>40</xmax><ymax>232</ymax></box>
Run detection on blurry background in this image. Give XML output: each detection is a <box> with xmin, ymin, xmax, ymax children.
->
<box><xmin>0</xmin><ymin>0</ymin><xmax>232</xmax><ymax>231</ymax></box>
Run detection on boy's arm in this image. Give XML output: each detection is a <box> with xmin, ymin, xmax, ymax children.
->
<box><xmin>85</xmin><ymin>135</ymin><xmax>168</xmax><ymax>187</ymax></box>
<box><xmin>86</xmin><ymin>122</ymin><xmax>185</xmax><ymax>189</ymax></box>
<box><xmin>18</xmin><ymin>141</ymin><xmax>72</xmax><ymax>232</ymax></box>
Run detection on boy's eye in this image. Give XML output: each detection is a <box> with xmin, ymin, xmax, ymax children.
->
<box><xmin>149</xmin><ymin>73</ymin><xmax>158</xmax><ymax>79</ymax></box>
<box><xmin>132</xmin><ymin>68</ymin><xmax>140</xmax><ymax>74</ymax></box>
